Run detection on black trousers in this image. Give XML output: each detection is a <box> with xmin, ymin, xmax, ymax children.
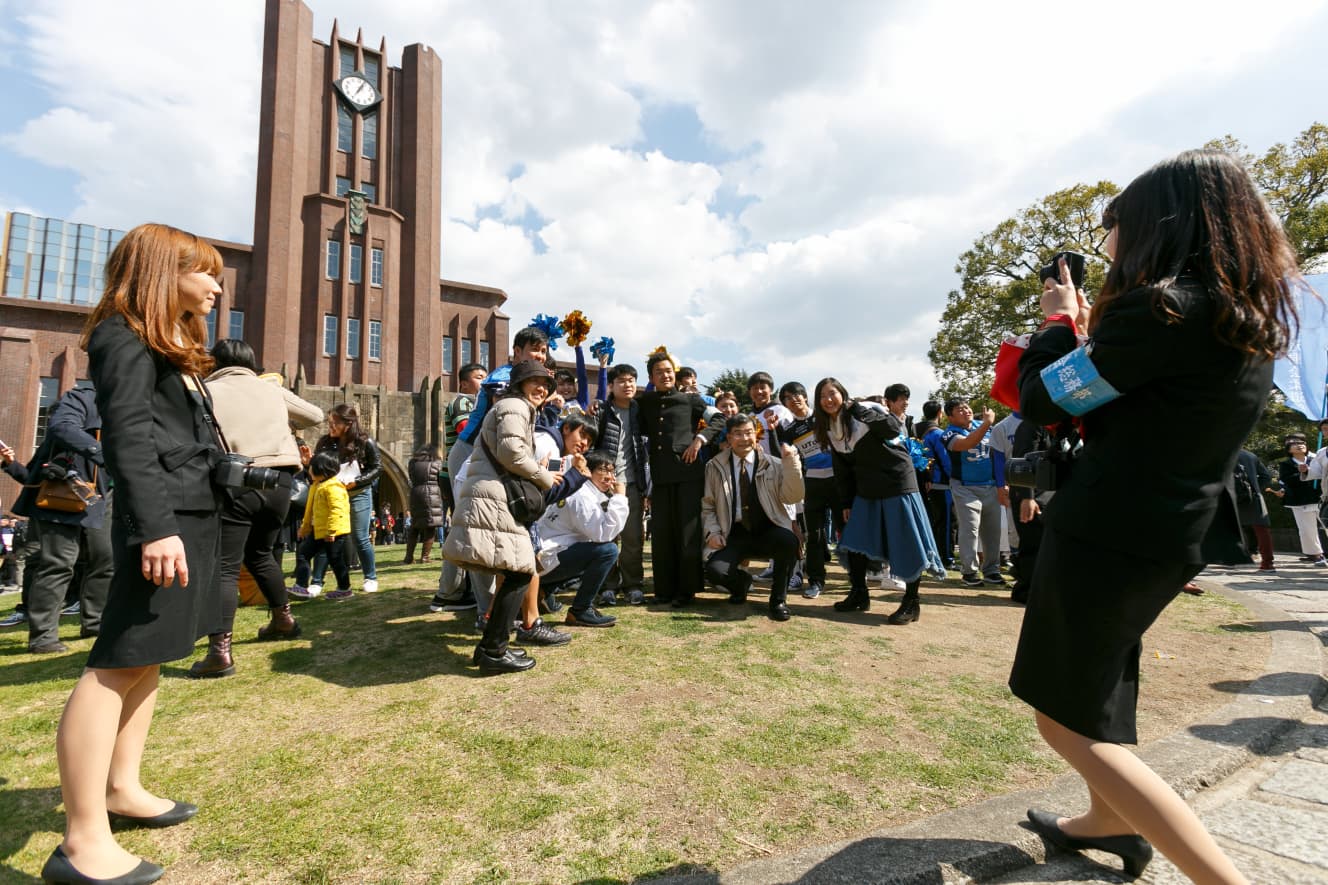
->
<box><xmin>705</xmin><ymin>521</ymin><xmax>799</xmax><ymax>607</ymax></box>
<box><xmin>480</xmin><ymin>569</ymin><xmax>533</xmax><ymax>655</ymax></box>
<box><xmin>924</xmin><ymin>487</ymin><xmax>954</xmax><ymax>568</ymax></box>
<box><xmin>28</xmin><ymin>501</ymin><xmax>113</xmax><ymax>647</ymax></box>
<box><xmin>1010</xmin><ymin>495</ymin><xmax>1044</xmax><ymax>602</ymax></box>
<box><xmin>650</xmin><ymin>479</ymin><xmax>705</xmax><ymax>602</ymax></box>
<box><xmin>606</xmin><ymin>481</ymin><xmax>646</xmax><ymax>593</ymax></box>
<box><xmin>802</xmin><ymin>476</ymin><xmax>842</xmax><ymax>583</ymax></box>
<box><xmin>217</xmin><ymin>485</ymin><xmax>294</xmax><ymax>632</ymax></box>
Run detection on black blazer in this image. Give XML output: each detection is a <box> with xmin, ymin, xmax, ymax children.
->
<box><xmin>87</xmin><ymin>315</ymin><xmax>220</xmax><ymax>546</ymax></box>
<box><xmin>635</xmin><ymin>390</ymin><xmax>719</xmax><ymax>485</ymax></box>
<box><xmin>1019</xmin><ymin>282</ymin><xmax>1266</xmax><ymax>564</ymax></box>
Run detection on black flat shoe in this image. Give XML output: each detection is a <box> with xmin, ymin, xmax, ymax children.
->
<box><xmin>1026</xmin><ymin>809</ymin><xmax>1153</xmax><ymax>878</ymax></box>
<box><xmin>108</xmin><ymin>800</ymin><xmax>198</xmax><ymax>831</ymax></box>
<box><xmin>886</xmin><ymin>600</ymin><xmax>919</xmax><ymax>624</ymax></box>
<box><xmin>41</xmin><ymin>846</ymin><xmax>164</xmax><ymax>884</ymax></box>
<box><xmin>768</xmin><ymin>603</ymin><xmax>791</xmax><ymax>621</ymax></box>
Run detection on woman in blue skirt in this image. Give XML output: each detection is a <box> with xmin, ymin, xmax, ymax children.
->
<box><xmin>813</xmin><ymin>377</ymin><xmax>944</xmax><ymax>623</ymax></box>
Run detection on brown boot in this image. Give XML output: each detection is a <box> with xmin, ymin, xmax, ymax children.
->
<box><xmin>256</xmin><ymin>604</ymin><xmax>302</xmax><ymax>641</ymax></box>
<box><xmin>188</xmin><ymin>633</ymin><xmax>235</xmax><ymax>678</ymax></box>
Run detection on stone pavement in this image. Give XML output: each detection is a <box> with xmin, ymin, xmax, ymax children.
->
<box><xmin>653</xmin><ymin>558</ymin><xmax>1328</xmax><ymax>884</ymax></box>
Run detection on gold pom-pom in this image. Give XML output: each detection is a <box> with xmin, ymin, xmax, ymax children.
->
<box><xmin>563</xmin><ymin>310</ymin><xmax>592</xmax><ymax>347</ymax></box>
<box><xmin>648</xmin><ymin>345</ymin><xmax>679</xmax><ymax>372</ymax></box>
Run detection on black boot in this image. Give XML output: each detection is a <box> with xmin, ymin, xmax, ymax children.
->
<box><xmin>834</xmin><ymin>585</ymin><xmax>871</xmax><ymax>612</ymax></box>
<box><xmin>887</xmin><ymin>581</ymin><xmax>921</xmax><ymax>624</ymax></box>
<box><xmin>188</xmin><ymin>633</ymin><xmax>235</xmax><ymax>678</ymax></box>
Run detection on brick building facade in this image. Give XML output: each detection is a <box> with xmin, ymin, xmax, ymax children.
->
<box><xmin>0</xmin><ymin>0</ymin><xmax>512</xmax><ymax>514</ymax></box>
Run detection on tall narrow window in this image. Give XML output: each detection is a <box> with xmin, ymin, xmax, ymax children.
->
<box><xmin>479</xmin><ymin>341</ymin><xmax>491</xmax><ymax>370</ymax></box>
<box><xmin>361</xmin><ymin>182</ymin><xmax>377</xmax><ymax>203</ymax></box>
<box><xmin>369</xmin><ymin>320</ymin><xmax>382</xmax><ymax>359</ymax></box>
<box><xmin>335</xmin><ymin>176</ymin><xmax>351</xmax><ymax>197</ymax></box>
<box><xmin>349</xmin><ymin>244</ymin><xmax>363</xmax><ymax>284</ymax></box>
<box><xmin>34</xmin><ymin>377</ymin><xmax>59</xmax><ymax>446</ymax></box>
<box><xmin>337</xmin><ymin>103</ymin><xmax>353</xmax><ymax>153</ymax></box>
<box><xmin>326</xmin><ymin>241</ymin><xmax>341</xmax><ymax>279</ymax></box>
<box><xmin>362</xmin><ymin>112</ymin><xmax>378</xmax><ymax>160</ymax></box>
<box><xmin>323</xmin><ymin>315</ymin><xmax>338</xmax><ymax>356</ymax></box>
<box><xmin>340</xmin><ymin>44</ymin><xmax>357</xmax><ymax>77</ymax></box>
<box><xmin>370</xmin><ymin>247</ymin><xmax>383</xmax><ymax>287</ymax></box>
<box><xmin>460</xmin><ymin>339</ymin><xmax>473</xmax><ymax>366</ymax></box>
<box><xmin>442</xmin><ymin>337</ymin><xmax>454</xmax><ymax>373</ymax></box>
<box><xmin>363</xmin><ymin>53</ymin><xmax>380</xmax><ymax>85</ymax></box>
<box><xmin>228</xmin><ymin>309</ymin><xmax>245</xmax><ymax>340</ymax></box>
<box><xmin>347</xmin><ymin>317</ymin><xmax>361</xmax><ymax>359</ymax></box>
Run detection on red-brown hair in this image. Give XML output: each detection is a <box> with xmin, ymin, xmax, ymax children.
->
<box><xmin>80</xmin><ymin>222</ymin><xmax>220</xmax><ymax>375</ymax></box>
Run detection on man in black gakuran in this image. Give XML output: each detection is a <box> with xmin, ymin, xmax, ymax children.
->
<box><xmin>635</xmin><ymin>351</ymin><xmax>721</xmax><ymax>606</ymax></box>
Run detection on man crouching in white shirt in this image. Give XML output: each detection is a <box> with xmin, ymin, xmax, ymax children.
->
<box><xmin>537</xmin><ymin>451</ymin><xmax>630</xmax><ymax>627</ymax></box>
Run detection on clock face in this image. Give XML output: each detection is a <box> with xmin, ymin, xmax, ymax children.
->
<box><xmin>337</xmin><ymin>74</ymin><xmax>380</xmax><ymax>111</ymax></box>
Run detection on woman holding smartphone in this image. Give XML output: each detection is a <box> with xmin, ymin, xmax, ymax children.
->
<box><xmin>1012</xmin><ymin>150</ymin><xmax>1299</xmax><ymax>883</ymax></box>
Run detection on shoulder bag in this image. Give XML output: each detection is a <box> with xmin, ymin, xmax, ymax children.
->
<box><xmin>478</xmin><ymin>434</ymin><xmax>545</xmax><ymax>526</ymax></box>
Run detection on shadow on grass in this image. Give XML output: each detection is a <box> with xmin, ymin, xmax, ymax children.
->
<box><xmin>0</xmin><ymin>642</ymin><xmax>88</xmax><ymax>688</ymax></box>
<box><xmin>610</xmin><ymin>836</ymin><xmax>1036</xmax><ymax>884</ymax></box>
<box><xmin>0</xmin><ymin>777</ymin><xmax>61</xmax><ymax>884</ymax></box>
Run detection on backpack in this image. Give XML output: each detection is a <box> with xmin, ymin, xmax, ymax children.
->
<box><xmin>1233</xmin><ymin>461</ymin><xmax>1257</xmax><ymax>507</ymax></box>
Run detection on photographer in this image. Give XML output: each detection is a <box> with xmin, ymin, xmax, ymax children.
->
<box><xmin>190</xmin><ymin>340</ymin><xmax>323</xmax><ymax>678</ymax></box>
<box><xmin>1011</xmin><ymin>151</ymin><xmax>1296</xmax><ymax>884</ymax></box>
<box><xmin>10</xmin><ymin>385</ymin><xmax>113</xmax><ymax>653</ymax></box>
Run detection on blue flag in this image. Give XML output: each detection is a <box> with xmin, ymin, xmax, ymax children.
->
<box><xmin>1273</xmin><ymin>273</ymin><xmax>1328</xmax><ymax>420</ymax></box>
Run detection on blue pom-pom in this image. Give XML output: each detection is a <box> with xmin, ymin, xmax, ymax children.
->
<box><xmin>531</xmin><ymin>313</ymin><xmax>564</xmax><ymax>350</ymax></box>
<box><xmin>589</xmin><ymin>336</ymin><xmax>615</xmax><ymax>363</ymax></box>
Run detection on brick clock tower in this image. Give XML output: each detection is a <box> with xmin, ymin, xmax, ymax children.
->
<box><xmin>245</xmin><ymin>0</ymin><xmax>505</xmax><ymax>393</ymax></box>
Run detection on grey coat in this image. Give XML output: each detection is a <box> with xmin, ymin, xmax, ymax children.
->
<box><xmin>442</xmin><ymin>397</ymin><xmax>555</xmax><ymax>574</ymax></box>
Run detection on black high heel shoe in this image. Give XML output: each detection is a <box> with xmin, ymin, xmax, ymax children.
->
<box><xmin>40</xmin><ymin>846</ymin><xmax>164</xmax><ymax>884</ymax></box>
<box><xmin>1026</xmin><ymin>809</ymin><xmax>1153</xmax><ymax>878</ymax></box>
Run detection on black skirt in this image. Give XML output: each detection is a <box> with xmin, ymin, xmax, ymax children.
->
<box><xmin>87</xmin><ymin>510</ymin><xmax>222</xmax><ymax>669</ymax></box>
<box><xmin>1008</xmin><ymin>527</ymin><xmax>1201</xmax><ymax>744</ymax></box>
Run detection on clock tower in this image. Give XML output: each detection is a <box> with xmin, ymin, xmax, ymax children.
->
<box><xmin>244</xmin><ymin>0</ymin><xmax>501</xmax><ymax>394</ymax></box>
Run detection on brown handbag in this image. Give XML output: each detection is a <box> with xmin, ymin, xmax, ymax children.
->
<box><xmin>34</xmin><ymin>472</ymin><xmax>100</xmax><ymax>513</ymax></box>
<box><xmin>31</xmin><ymin>429</ymin><xmax>102</xmax><ymax>513</ymax></box>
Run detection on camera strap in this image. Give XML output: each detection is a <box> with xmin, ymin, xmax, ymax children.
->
<box><xmin>188</xmin><ymin>375</ymin><xmax>234</xmax><ymax>454</ymax></box>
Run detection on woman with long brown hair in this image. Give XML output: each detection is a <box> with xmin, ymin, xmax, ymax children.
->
<box><xmin>1013</xmin><ymin>150</ymin><xmax>1299</xmax><ymax>883</ymax></box>
<box><xmin>43</xmin><ymin>224</ymin><xmax>225</xmax><ymax>884</ymax></box>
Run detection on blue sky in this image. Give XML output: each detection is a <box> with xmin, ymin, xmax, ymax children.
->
<box><xmin>3</xmin><ymin>0</ymin><xmax>1327</xmax><ymax>403</ymax></box>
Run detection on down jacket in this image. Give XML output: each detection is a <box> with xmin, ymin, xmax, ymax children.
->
<box><xmin>408</xmin><ymin>450</ymin><xmax>446</xmax><ymax>527</ymax></box>
<box><xmin>442</xmin><ymin>396</ymin><xmax>556</xmax><ymax>575</ymax></box>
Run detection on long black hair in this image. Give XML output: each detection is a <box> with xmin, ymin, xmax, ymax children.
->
<box><xmin>1095</xmin><ymin>149</ymin><xmax>1299</xmax><ymax>359</ymax></box>
<box><xmin>323</xmin><ymin>402</ymin><xmax>369</xmax><ymax>462</ymax></box>
<box><xmin>812</xmin><ymin>377</ymin><xmax>851</xmax><ymax>450</ymax></box>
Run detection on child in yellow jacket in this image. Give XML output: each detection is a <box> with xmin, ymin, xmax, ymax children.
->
<box><xmin>296</xmin><ymin>451</ymin><xmax>353</xmax><ymax>600</ymax></box>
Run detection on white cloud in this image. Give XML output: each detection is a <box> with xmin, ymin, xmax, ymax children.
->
<box><xmin>3</xmin><ymin>0</ymin><xmax>1327</xmax><ymax>405</ymax></box>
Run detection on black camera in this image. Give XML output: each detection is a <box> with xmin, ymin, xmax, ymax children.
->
<box><xmin>1038</xmin><ymin>250</ymin><xmax>1087</xmax><ymax>289</ymax></box>
<box><xmin>1005</xmin><ymin>435</ymin><xmax>1081</xmax><ymax>492</ymax></box>
<box><xmin>213</xmin><ymin>453</ymin><xmax>285</xmax><ymax>491</ymax></box>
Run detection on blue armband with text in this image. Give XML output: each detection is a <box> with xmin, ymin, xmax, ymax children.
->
<box><xmin>1040</xmin><ymin>346</ymin><xmax>1121</xmax><ymax>416</ymax></box>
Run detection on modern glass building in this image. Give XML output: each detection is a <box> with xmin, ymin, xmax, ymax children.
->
<box><xmin>1</xmin><ymin>212</ymin><xmax>125</xmax><ymax>305</ymax></box>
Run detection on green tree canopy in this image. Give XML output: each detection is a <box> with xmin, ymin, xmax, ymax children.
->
<box><xmin>927</xmin><ymin>181</ymin><xmax>1118</xmax><ymax>402</ymax></box>
<box><xmin>706</xmin><ymin>368</ymin><xmax>753</xmax><ymax>411</ymax></box>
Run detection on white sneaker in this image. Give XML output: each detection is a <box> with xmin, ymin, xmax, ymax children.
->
<box><xmin>307</xmin><ymin>584</ymin><xmax>323</xmax><ymax>598</ymax></box>
<box><xmin>363</xmin><ymin>579</ymin><xmax>379</xmax><ymax>593</ymax></box>
<box><xmin>880</xmin><ymin>573</ymin><xmax>906</xmax><ymax>591</ymax></box>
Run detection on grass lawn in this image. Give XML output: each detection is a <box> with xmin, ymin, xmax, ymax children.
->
<box><xmin>0</xmin><ymin>543</ymin><xmax>1268</xmax><ymax>883</ymax></box>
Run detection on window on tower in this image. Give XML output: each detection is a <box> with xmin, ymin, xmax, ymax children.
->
<box><xmin>347</xmin><ymin>317</ymin><xmax>361</xmax><ymax>359</ymax></box>
<box><xmin>369</xmin><ymin>319</ymin><xmax>382</xmax><ymax>360</ymax></box>
<box><xmin>363</xmin><ymin>52</ymin><xmax>380</xmax><ymax>86</ymax></box>
<box><xmin>349</xmin><ymin>244</ymin><xmax>363</xmax><ymax>284</ymax></box>
<box><xmin>363</xmin><ymin>111</ymin><xmax>378</xmax><ymax>160</ymax></box>
<box><xmin>340</xmin><ymin>43</ymin><xmax>357</xmax><ymax>77</ymax></box>
<box><xmin>371</xmin><ymin>247</ymin><xmax>383</xmax><ymax>287</ymax></box>
<box><xmin>335</xmin><ymin>176</ymin><xmax>351</xmax><ymax>197</ymax></box>
<box><xmin>337</xmin><ymin>103</ymin><xmax>353</xmax><ymax>153</ymax></box>
<box><xmin>326</xmin><ymin>241</ymin><xmax>341</xmax><ymax>279</ymax></box>
<box><xmin>323</xmin><ymin>315</ymin><xmax>338</xmax><ymax>356</ymax></box>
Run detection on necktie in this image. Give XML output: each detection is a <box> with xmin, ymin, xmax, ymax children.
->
<box><xmin>739</xmin><ymin>460</ymin><xmax>756</xmax><ymax>530</ymax></box>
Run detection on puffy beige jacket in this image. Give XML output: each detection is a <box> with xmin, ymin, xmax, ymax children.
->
<box><xmin>204</xmin><ymin>367</ymin><xmax>324</xmax><ymax>467</ymax></box>
<box><xmin>442</xmin><ymin>397</ymin><xmax>556</xmax><ymax>575</ymax></box>
<box><xmin>701</xmin><ymin>447</ymin><xmax>804</xmax><ymax>559</ymax></box>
